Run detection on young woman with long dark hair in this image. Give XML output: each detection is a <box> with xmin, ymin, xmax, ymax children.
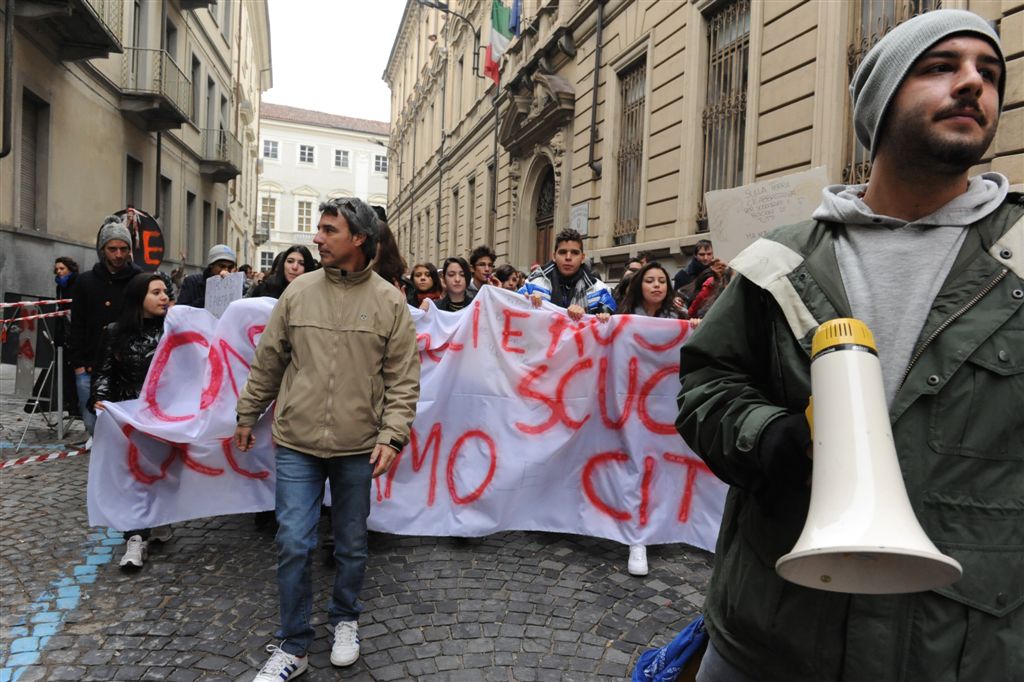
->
<box><xmin>407</xmin><ymin>262</ymin><xmax>444</xmax><ymax>308</ymax></box>
<box><xmin>436</xmin><ymin>257</ymin><xmax>474</xmax><ymax>312</ymax></box>
<box><xmin>90</xmin><ymin>272</ymin><xmax>173</xmax><ymax>569</ymax></box>
<box><xmin>248</xmin><ymin>246</ymin><xmax>317</xmax><ymax>299</ymax></box>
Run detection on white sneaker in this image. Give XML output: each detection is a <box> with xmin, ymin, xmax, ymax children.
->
<box><xmin>119</xmin><ymin>535</ymin><xmax>147</xmax><ymax>568</ymax></box>
<box><xmin>628</xmin><ymin>544</ymin><xmax>648</xmax><ymax>576</ymax></box>
<box><xmin>149</xmin><ymin>526</ymin><xmax>173</xmax><ymax>543</ymax></box>
<box><xmin>83</xmin><ymin>437</ymin><xmax>93</xmax><ymax>451</ymax></box>
<box><xmin>253</xmin><ymin>644</ymin><xmax>307</xmax><ymax>681</ymax></box>
<box><xmin>330</xmin><ymin>620</ymin><xmax>360</xmax><ymax>667</ymax></box>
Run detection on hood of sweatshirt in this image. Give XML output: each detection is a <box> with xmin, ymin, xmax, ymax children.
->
<box><xmin>811</xmin><ymin>172</ymin><xmax>1009</xmax><ymax>228</ymax></box>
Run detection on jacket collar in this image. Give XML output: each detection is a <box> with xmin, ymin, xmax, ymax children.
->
<box><xmin>322</xmin><ymin>257</ymin><xmax>376</xmax><ymax>286</ymax></box>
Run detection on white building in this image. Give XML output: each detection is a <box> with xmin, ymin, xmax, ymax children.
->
<box><xmin>255</xmin><ymin>104</ymin><xmax>390</xmax><ymax>271</ymax></box>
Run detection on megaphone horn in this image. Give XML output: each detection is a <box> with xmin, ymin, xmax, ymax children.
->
<box><xmin>775</xmin><ymin>318</ymin><xmax>962</xmax><ymax>594</ymax></box>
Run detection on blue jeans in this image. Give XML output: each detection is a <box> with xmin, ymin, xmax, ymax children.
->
<box><xmin>74</xmin><ymin>371</ymin><xmax>96</xmax><ymax>435</ymax></box>
<box><xmin>275</xmin><ymin>446</ymin><xmax>373</xmax><ymax>656</ymax></box>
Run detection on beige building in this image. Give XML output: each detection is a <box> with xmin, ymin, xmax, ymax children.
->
<box><xmin>0</xmin><ymin>0</ymin><xmax>272</xmax><ymax>300</ymax></box>
<box><xmin>384</xmin><ymin>0</ymin><xmax>1023</xmax><ymax>277</ymax></box>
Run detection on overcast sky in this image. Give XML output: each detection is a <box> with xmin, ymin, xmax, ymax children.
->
<box><xmin>263</xmin><ymin>0</ymin><xmax>408</xmax><ymax>123</ymax></box>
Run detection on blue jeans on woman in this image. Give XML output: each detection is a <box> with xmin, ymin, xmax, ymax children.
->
<box><xmin>274</xmin><ymin>446</ymin><xmax>373</xmax><ymax>657</ymax></box>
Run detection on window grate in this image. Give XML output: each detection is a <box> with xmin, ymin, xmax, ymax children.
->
<box><xmin>614</xmin><ymin>58</ymin><xmax>647</xmax><ymax>245</ymax></box>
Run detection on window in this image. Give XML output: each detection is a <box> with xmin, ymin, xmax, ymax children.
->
<box><xmin>299</xmin><ymin>144</ymin><xmax>315</xmax><ymax>164</ymax></box>
<box><xmin>20</xmin><ymin>90</ymin><xmax>50</xmax><ymax>231</ymax></box>
<box><xmin>186</xmin><ymin>191</ymin><xmax>197</xmax><ymax>263</ymax></box>
<box><xmin>614</xmin><ymin>57</ymin><xmax>647</xmax><ymax>246</ymax></box>
<box><xmin>465</xmin><ymin>176</ymin><xmax>476</xmax><ymax>253</ymax></box>
<box><xmin>202</xmin><ymin>201</ymin><xmax>212</xmax><ymax>254</ymax></box>
<box><xmin>190</xmin><ymin>56</ymin><xmax>201</xmax><ymax>121</ymax></box>
<box><xmin>126</xmin><ymin>155</ymin><xmax>143</xmax><ymax>208</ymax></box>
<box><xmin>216</xmin><ymin>208</ymin><xmax>225</xmax><ymax>244</ymax></box>
<box><xmin>260</xmin><ymin>251</ymin><xmax>275</xmax><ymax>270</ymax></box>
<box><xmin>841</xmin><ymin>0</ymin><xmax>941</xmax><ymax>184</ymax></box>
<box><xmin>697</xmin><ymin>0</ymin><xmax>750</xmax><ymax>231</ymax></box>
<box><xmin>160</xmin><ymin>176</ymin><xmax>173</xmax><ymax>254</ymax></box>
<box><xmin>296</xmin><ymin>200</ymin><xmax>314</xmax><ymax>232</ymax></box>
<box><xmin>263</xmin><ymin>139</ymin><xmax>279</xmax><ymax>159</ymax></box>
<box><xmin>259</xmin><ymin>195</ymin><xmax>277</xmax><ymax>230</ymax></box>
<box><xmin>374</xmin><ymin>154</ymin><xmax>388</xmax><ymax>173</ymax></box>
<box><xmin>451</xmin><ymin>187</ymin><xmax>459</xmax><ymax>257</ymax></box>
<box><xmin>334</xmin><ymin>149</ymin><xmax>350</xmax><ymax>169</ymax></box>
<box><xmin>165</xmin><ymin>19</ymin><xmax>178</xmax><ymax>62</ymax></box>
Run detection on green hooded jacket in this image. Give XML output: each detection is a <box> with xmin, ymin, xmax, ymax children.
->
<box><xmin>676</xmin><ymin>195</ymin><xmax>1024</xmax><ymax>682</ymax></box>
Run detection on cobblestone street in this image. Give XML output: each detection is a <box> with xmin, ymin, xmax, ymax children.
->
<box><xmin>1</xmin><ymin>396</ymin><xmax>713</xmax><ymax>682</ymax></box>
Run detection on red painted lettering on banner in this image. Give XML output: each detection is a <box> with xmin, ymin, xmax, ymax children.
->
<box><xmin>418</xmin><ymin>333</ymin><xmax>465</xmax><ymax>364</ymax></box>
<box><xmin>220</xmin><ymin>438</ymin><xmax>270</xmax><ymax>479</ymax></box>
<box><xmin>597</xmin><ymin>357</ymin><xmax>638</xmax><ymax>430</ymax></box>
<box><xmin>554</xmin><ymin>358</ymin><xmax>593</xmax><ymax>429</ymax></box>
<box><xmin>382</xmin><ymin>422</ymin><xmax>443</xmax><ymax>505</ymax></box>
<box><xmin>546</xmin><ymin>317</ymin><xmax>586</xmax><ymax>359</ymax></box>
<box><xmin>581</xmin><ymin>451</ymin><xmax>631</xmax><ymax>521</ymax></box>
<box><xmin>501</xmin><ymin>309</ymin><xmax>530</xmax><ymax>354</ymax></box>
<box><xmin>639</xmin><ymin>456</ymin><xmax>655</xmax><ymax>528</ymax></box>
<box><xmin>247</xmin><ymin>324</ymin><xmax>265</xmax><ymax>348</ymax></box>
<box><xmin>219</xmin><ymin>339</ymin><xmax>251</xmax><ymax>398</ymax></box>
<box><xmin>514</xmin><ymin>365</ymin><xmax>560</xmax><ymax>435</ymax></box>
<box><xmin>637</xmin><ymin>364</ymin><xmax>680</xmax><ymax>435</ymax></box>
<box><xmin>145</xmin><ymin>331</ymin><xmax>211</xmax><ymax>422</ymax></box>
<box><xmin>447</xmin><ymin>430</ymin><xmax>497</xmax><ymax>505</ymax></box>
<box><xmin>472</xmin><ymin>300</ymin><xmax>481</xmax><ymax>349</ymax></box>
<box><xmin>199</xmin><ymin>345</ymin><xmax>224</xmax><ymax>409</ymax></box>
<box><xmin>589</xmin><ymin>315</ymin><xmax>630</xmax><ymax>346</ymax></box>
<box><xmin>634</xmin><ymin>320</ymin><xmax>690</xmax><ymax>353</ymax></box>
<box><xmin>662</xmin><ymin>453</ymin><xmax>712</xmax><ymax>523</ymax></box>
<box><xmin>124</xmin><ymin>424</ymin><xmax>225</xmax><ymax>484</ymax></box>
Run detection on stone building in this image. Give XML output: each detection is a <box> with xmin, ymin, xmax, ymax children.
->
<box><xmin>383</xmin><ymin>0</ymin><xmax>1023</xmax><ymax>277</ymax></box>
<box><xmin>0</xmin><ymin>0</ymin><xmax>272</xmax><ymax>300</ymax></box>
<box><xmin>255</xmin><ymin>104</ymin><xmax>390</xmax><ymax>272</ymax></box>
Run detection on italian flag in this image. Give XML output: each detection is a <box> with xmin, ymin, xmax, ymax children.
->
<box><xmin>483</xmin><ymin>0</ymin><xmax>512</xmax><ymax>85</ymax></box>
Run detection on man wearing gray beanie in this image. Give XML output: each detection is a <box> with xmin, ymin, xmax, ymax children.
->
<box><xmin>68</xmin><ymin>215</ymin><xmax>143</xmax><ymax>437</ymax></box>
<box><xmin>677</xmin><ymin>9</ymin><xmax>1021</xmax><ymax>682</ymax></box>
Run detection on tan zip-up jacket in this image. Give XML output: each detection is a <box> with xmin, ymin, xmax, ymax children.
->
<box><xmin>236</xmin><ymin>262</ymin><xmax>419</xmax><ymax>457</ymax></box>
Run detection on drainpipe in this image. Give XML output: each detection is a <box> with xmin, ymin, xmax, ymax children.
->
<box><xmin>1</xmin><ymin>0</ymin><xmax>15</xmax><ymax>159</ymax></box>
<box><xmin>154</xmin><ymin>0</ymin><xmax>167</xmax><ymax>219</ymax></box>
<box><xmin>587</xmin><ymin>0</ymin><xmax>605</xmax><ymax>178</ymax></box>
<box><xmin>437</xmin><ymin>48</ymin><xmax>446</xmax><ymax>251</ymax></box>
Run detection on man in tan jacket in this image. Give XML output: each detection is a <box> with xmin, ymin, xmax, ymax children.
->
<box><xmin>234</xmin><ymin>197</ymin><xmax>419</xmax><ymax>681</ymax></box>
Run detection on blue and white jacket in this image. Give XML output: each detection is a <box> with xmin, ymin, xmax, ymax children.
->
<box><xmin>518</xmin><ymin>261</ymin><xmax>617</xmax><ymax>314</ymax></box>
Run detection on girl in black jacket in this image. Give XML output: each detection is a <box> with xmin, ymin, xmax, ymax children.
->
<box><xmin>247</xmin><ymin>246</ymin><xmax>317</xmax><ymax>299</ymax></box>
<box><xmin>91</xmin><ymin>272</ymin><xmax>171</xmax><ymax>570</ymax></box>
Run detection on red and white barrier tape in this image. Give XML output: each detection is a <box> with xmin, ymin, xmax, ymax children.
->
<box><xmin>0</xmin><ymin>299</ymin><xmax>71</xmax><ymax>310</ymax></box>
<box><xmin>0</xmin><ymin>448</ymin><xmax>88</xmax><ymax>470</ymax></box>
<box><xmin>2</xmin><ymin>309</ymin><xmax>70</xmax><ymax>325</ymax></box>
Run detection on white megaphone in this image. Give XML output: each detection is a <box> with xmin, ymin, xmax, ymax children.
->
<box><xmin>775</xmin><ymin>318</ymin><xmax>962</xmax><ymax>594</ymax></box>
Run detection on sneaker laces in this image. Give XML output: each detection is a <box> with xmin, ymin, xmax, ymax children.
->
<box><xmin>335</xmin><ymin>621</ymin><xmax>358</xmax><ymax>646</ymax></box>
<box><xmin>259</xmin><ymin>645</ymin><xmax>299</xmax><ymax>676</ymax></box>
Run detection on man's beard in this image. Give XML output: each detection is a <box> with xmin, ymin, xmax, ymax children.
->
<box><xmin>881</xmin><ymin>100</ymin><xmax>997</xmax><ymax>173</ymax></box>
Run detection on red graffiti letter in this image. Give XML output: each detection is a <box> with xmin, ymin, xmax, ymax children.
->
<box><xmin>447</xmin><ymin>430</ymin><xmax>497</xmax><ymax>505</ymax></box>
<box><xmin>144</xmin><ymin>331</ymin><xmax>222</xmax><ymax>422</ymax></box>
<box><xmin>554</xmin><ymin>358</ymin><xmax>593</xmax><ymax>430</ymax></box>
<box><xmin>589</xmin><ymin>315</ymin><xmax>630</xmax><ymax>346</ymax></box>
<box><xmin>221</xmin><ymin>438</ymin><xmax>270</xmax><ymax>479</ymax></box>
<box><xmin>662</xmin><ymin>453</ymin><xmax>712</xmax><ymax>523</ymax></box>
<box><xmin>382</xmin><ymin>423</ymin><xmax>443</xmax><ymax>505</ymax></box>
<box><xmin>637</xmin><ymin>364</ymin><xmax>680</xmax><ymax>435</ymax></box>
<box><xmin>639</xmin><ymin>456</ymin><xmax>656</xmax><ymax>528</ymax></box>
<box><xmin>546</xmin><ymin>316</ymin><xmax>586</xmax><ymax>358</ymax></box>
<box><xmin>634</xmin><ymin>320</ymin><xmax>690</xmax><ymax>352</ymax></box>
<box><xmin>501</xmin><ymin>309</ymin><xmax>530</xmax><ymax>354</ymax></box>
<box><xmin>514</xmin><ymin>365</ymin><xmax>560</xmax><ymax>435</ymax></box>
<box><xmin>582</xmin><ymin>451</ymin><xmax>631</xmax><ymax>521</ymax></box>
<box><xmin>598</xmin><ymin>356</ymin><xmax>638</xmax><ymax>430</ymax></box>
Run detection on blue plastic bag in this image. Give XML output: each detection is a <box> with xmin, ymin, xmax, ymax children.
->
<box><xmin>631</xmin><ymin>615</ymin><xmax>708</xmax><ymax>682</ymax></box>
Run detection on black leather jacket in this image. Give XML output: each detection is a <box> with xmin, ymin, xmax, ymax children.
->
<box><xmin>89</xmin><ymin>319</ymin><xmax>164</xmax><ymax>412</ymax></box>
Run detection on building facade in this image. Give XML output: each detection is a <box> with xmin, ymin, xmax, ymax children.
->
<box><xmin>255</xmin><ymin>104</ymin><xmax>390</xmax><ymax>271</ymax></box>
<box><xmin>0</xmin><ymin>0</ymin><xmax>272</xmax><ymax>301</ymax></box>
<box><xmin>384</xmin><ymin>0</ymin><xmax>1023</xmax><ymax>277</ymax></box>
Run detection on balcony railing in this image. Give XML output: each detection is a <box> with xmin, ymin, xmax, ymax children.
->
<box><xmin>255</xmin><ymin>221</ymin><xmax>271</xmax><ymax>246</ymax></box>
<box><xmin>82</xmin><ymin>0</ymin><xmax>124</xmax><ymax>44</ymax></box>
<box><xmin>120</xmin><ymin>47</ymin><xmax>191</xmax><ymax>127</ymax></box>
<box><xmin>18</xmin><ymin>0</ymin><xmax>124</xmax><ymax>59</ymax></box>
<box><xmin>199</xmin><ymin>128</ymin><xmax>243</xmax><ymax>182</ymax></box>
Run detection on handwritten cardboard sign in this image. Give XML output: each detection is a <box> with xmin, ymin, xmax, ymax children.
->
<box><xmin>705</xmin><ymin>166</ymin><xmax>831</xmax><ymax>263</ymax></box>
<box><xmin>204</xmin><ymin>272</ymin><xmax>245</xmax><ymax>318</ymax></box>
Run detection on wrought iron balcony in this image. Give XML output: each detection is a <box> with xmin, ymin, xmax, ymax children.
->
<box><xmin>14</xmin><ymin>0</ymin><xmax>124</xmax><ymax>60</ymax></box>
<box><xmin>179</xmin><ymin>0</ymin><xmax>217</xmax><ymax>9</ymax></box>
<box><xmin>119</xmin><ymin>47</ymin><xmax>191</xmax><ymax>131</ymax></box>
<box><xmin>254</xmin><ymin>221</ymin><xmax>271</xmax><ymax>246</ymax></box>
<box><xmin>199</xmin><ymin>128</ymin><xmax>243</xmax><ymax>183</ymax></box>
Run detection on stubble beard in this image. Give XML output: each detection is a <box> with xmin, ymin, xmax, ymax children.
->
<box><xmin>882</xmin><ymin>101</ymin><xmax>998</xmax><ymax>175</ymax></box>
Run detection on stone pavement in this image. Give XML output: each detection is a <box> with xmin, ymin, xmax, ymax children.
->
<box><xmin>0</xmin><ymin>386</ymin><xmax>714</xmax><ymax>682</ymax></box>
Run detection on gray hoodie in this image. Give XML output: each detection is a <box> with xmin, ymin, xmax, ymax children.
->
<box><xmin>810</xmin><ymin>172</ymin><xmax>1008</xmax><ymax>406</ymax></box>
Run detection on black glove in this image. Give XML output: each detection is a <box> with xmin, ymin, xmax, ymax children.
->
<box><xmin>757</xmin><ymin>412</ymin><xmax>812</xmax><ymax>492</ymax></box>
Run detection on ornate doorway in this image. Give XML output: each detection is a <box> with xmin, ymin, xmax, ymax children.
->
<box><xmin>534</xmin><ymin>165</ymin><xmax>555</xmax><ymax>264</ymax></box>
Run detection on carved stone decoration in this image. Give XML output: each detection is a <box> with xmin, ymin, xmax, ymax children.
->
<box><xmin>508</xmin><ymin>157</ymin><xmax>522</xmax><ymax>222</ymax></box>
<box><xmin>498</xmin><ymin>70</ymin><xmax>575</xmax><ymax>158</ymax></box>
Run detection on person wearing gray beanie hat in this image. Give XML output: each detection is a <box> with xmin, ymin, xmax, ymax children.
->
<box><xmin>96</xmin><ymin>215</ymin><xmax>133</xmax><ymax>262</ymax></box>
<box><xmin>851</xmin><ymin>9</ymin><xmax>1004</xmax><ymax>159</ymax></box>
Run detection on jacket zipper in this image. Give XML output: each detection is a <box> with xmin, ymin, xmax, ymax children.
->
<box><xmin>897</xmin><ymin>268</ymin><xmax>1008</xmax><ymax>391</ymax></box>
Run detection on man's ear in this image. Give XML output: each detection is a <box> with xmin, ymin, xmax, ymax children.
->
<box><xmin>352</xmin><ymin>232</ymin><xmax>367</xmax><ymax>247</ymax></box>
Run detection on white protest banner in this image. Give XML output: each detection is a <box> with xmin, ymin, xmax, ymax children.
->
<box><xmin>88</xmin><ymin>287</ymin><xmax>728</xmax><ymax>550</ymax></box>
<box><xmin>204</xmin><ymin>271</ymin><xmax>245</xmax><ymax>318</ymax></box>
<box><xmin>705</xmin><ymin>166</ymin><xmax>831</xmax><ymax>263</ymax></box>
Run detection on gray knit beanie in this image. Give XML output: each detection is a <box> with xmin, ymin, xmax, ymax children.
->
<box><xmin>850</xmin><ymin>9</ymin><xmax>1005</xmax><ymax>159</ymax></box>
<box><xmin>96</xmin><ymin>215</ymin><xmax>133</xmax><ymax>255</ymax></box>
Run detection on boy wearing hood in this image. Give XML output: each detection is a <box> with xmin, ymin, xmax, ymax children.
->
<box><xmin>676</xmin><ymin>10</ymin><xmax>1020</xmax><ymax>681</ymax></box>
<box><xmin>68</xmin><ymin>216</ymin><xmax>143</xmax><ymax>436</ymax></box>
